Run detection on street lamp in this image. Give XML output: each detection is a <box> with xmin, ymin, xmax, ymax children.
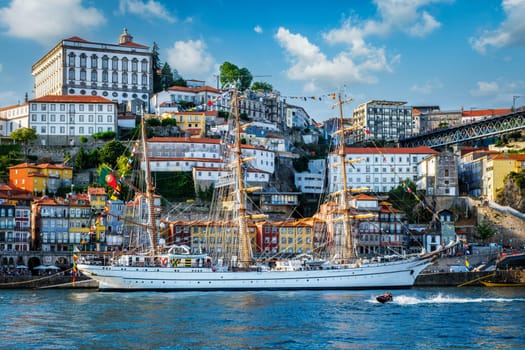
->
<box><xmin>512</xmin><ymin>95</ymin><xmax>523</xmax><ymax>111</ymax></box>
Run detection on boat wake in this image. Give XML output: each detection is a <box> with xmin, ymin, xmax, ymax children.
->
<box><xmin>370</xmin><ymin>293</ymin><xmax>525</xmax><ymax>305</ymax></box>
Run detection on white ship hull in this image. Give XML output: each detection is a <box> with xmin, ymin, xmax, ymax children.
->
<box><xmin>77</xmin><ymin>257</ymin><xmax>432</xmax><ymax>291</ymax></box>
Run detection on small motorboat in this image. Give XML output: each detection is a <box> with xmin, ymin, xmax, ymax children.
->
<box><xmin>376</xmin><ymin>292</ymin><xmax>393</xmax><ymax>304</ymax></box>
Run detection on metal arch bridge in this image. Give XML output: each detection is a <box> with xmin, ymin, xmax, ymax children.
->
<box><xmin>399</xmin><ymin>109</ymin><xmax>525</xmax><ymax>149</ymax></box>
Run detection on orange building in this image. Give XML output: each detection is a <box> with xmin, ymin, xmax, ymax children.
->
<box><xmin>8</xmin><ymin>162</ymin><xmax>73</xmax><ymax>194</ymax></box>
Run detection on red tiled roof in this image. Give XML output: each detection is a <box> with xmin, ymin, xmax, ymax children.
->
<box><xmin>462</xmin><ymin>109</ymin><xmax>511</xmax><ymax>117</ymax></box>
<box><xmin>353</xmin><ymin>193</ymin><xmax>377</xmax><ymax>200</ymax></box>
<box><xmin>148</xmin><ymin>137</ymin><xmax>221</xmax><ymax>144</ymax></box>
<box><xmin>65</xmin><ymin>36</ymin><xmax>91</xmax><ymax>43</ymax></box>
<box><xmin>119</xmin><ymin>41</ymin><xmax>149</xmax><ymax>49</ymax></box>
<box><xmin>342</xmin><ymin>146</ymin><xmax>439</xmax><ymax>155</ymax></box>
<box><xmin>490</xmin><ymin>153</ymin><xmax>525</xmax><ymax>161</ymax></box>
<box><xmin>167</xmin><ymin>85</ymin><xmax>221</xmax><ymax>94</ymax></box>
<box><xmin>37</xmin><ymin>163</ymin><xmax>72</xmax><ymax>170</ymax></box>
<box><xmin>88</xmin><ymin>187</ymin><xmax>107</xmax><ymax>195</ymax></box>
<box><xmin>30</xmin><ymin>95</ymin><xmax>115</xmax><ymax>104</ymax></box>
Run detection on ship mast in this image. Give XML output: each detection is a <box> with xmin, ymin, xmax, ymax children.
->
<box><xmin>232</xmin><ymin>88</ymin><xmax>252</xmax><ymax>269</ymax></box>
<box><xmin>141</xmin><ymin>111</ymin><xmax>157</xmax><ymax>256</ymax></box>
<box><xmin>334</xmin><ymin>93</ymin><xmax>354</xmax><ymax>260</ymax></box>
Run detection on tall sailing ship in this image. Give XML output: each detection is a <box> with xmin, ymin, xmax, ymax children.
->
<box><xmin>76</xmin><ymin>88</ymin><xmax>456</xmax><ymax>291</ymax></box>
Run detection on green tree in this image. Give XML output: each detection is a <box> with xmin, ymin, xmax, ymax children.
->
<box><xmin>161</xmin><ymin>62</ymin><xmax>174</xmax><ymax>90</ymax></box>
<box><xmin>146</xmin><ymin>118</ymin><xmax>161</xmax><ymax>127</ymax></box>
<box><xmin>161</xmin><ymin>118</ymin><xmax>177</xmax><ymax>127</ymax></box>
<box><xmin>293</xmin><ymin>156</ymin><xmax>309</xmax><ymax>172</ymax></box>
<box><xmin>475</xmin><ymin>217</ymin><xmax>498</xmax><ymax>243</ymax></box>
<box><xmin>387</xmin><ymin>180</ymin><xmax>423</xmax><ymax>223</ymax></box>
<box><xmin>219</xmin><ymin>62</ymin><xmax>252</xmax><ymax>90</ymax></box>
<box><xmin>92</xmin><ymin>131</ymin><xmax>116</xmax><ymax>140</ymax></box>
<box><xmin>86</xmin><ymin>148</ymin><xmax>100</xmax><ymax>168</ymax></box>
<box><xmin>251</xmin><ymin>81</ymin><xmax>273</xmax><ymax>92</ymax></box>
<box><xmin>152</xmin><ymin>42</ymin><xmax>163</xmax><ymax>93</ymax></box>
<box><xmin>9</xmin><ymin>128</ymin><xmax>37</xmax><ymax>159</ymax></box>
<box><xmin>99</xmin><ymin>140</ymin><xmax>129</xmax><ymax>168</ymax></box>
<box><xmin>238</xmin><ymin>67</ymin><xmax>253</xmax><ymax>91</ymax></box>
<box><xmin>74</xmin><ymin>147</ymin><xmax>88</xmax><ymax>170</ymax></box>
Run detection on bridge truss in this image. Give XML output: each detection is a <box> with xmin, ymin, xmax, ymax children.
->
<box><xmin>400</xmin><ymin>110</ymin><xmax>525</xmax><ymax>149</ymax></box>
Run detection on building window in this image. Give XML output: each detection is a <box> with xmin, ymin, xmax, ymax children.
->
<box><xmin>141</xmin><ymin>73</ymin><xmax>147</xmax><ymax>85</ymax></box>
<box><xmin>132</xmin><ymin>73</ymin><xmax>137</xmax><ymax>84</ymax></box>
<box><xmin>50</xmin><ymin>126</ymin><xmax>55</xmax><ymax>133</ymax></box>
<box><xmin>91</xmin><ymin>55</ymin><xmax>98</xmax><ymax>68</ymax></box>
<box><xmin>68</xmin><ymin>68</ymin><xmax>75</xmax><ymax>80</ymax></box>
<box><xmin>122</xmin><ymin>72</ymin><xmax>128</xmax><ymax>84</ymax></box>
<box><xmin>80</xmin><ymin>69</ymin><xmax>86</xmax><ymax>81</ymax></box>
<box><xmin>91</xmin><ymin>70</ymin><xmax>97</xmax><ymax>81</ymax></box>
<box><xmin>60</xmin><ymin>115</ymin><xmax>65</xmax><ymax>122</ymax></box>
<box><xmin>141</xmin><ymin>59</ymin><xmax>148</xmax><ymax>72</ymax></box>
<box><xmin>132</xmin><ymin>59</ymin><xmax>138</xmax><ymax>72</ymax></box>
<box><xmin>80</xmin><ymin>54</ymin><xmax>86</xmax><ymax>68</ymax></box>
<box><xmin>102</xmin><ymin>70</ymin><xmax>108</xmax><ymax>82</ymax></box>
<box><xmin>112</xmin><ymin>56</ymin><xmax>118</xmax><ymax>70</ymax></box>
<box><xmin>122</xmin><ymin>58</ymin><xmax>128</xmax><ymax>71</ymax></box>
<box><xmin>112</xmin><ymin>71</ymin><xmax>118</xmax><ymax>83</ymax></box>
<box><xmin>102</xmin><ymin>56</ymin><xmax>108</xmax><ymax>69</ymax></box>
<box><xmin>107</xmin><ymin>115</ymin><xmax>112</xmax><ymax>122</ymax></box>
<box><xmin>68</xmin><ymin>54</ymin><xmax>75</xmax><ymax>67</ymax></box>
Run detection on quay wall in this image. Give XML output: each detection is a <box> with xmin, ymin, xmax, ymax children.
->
<box><xmin>0</xmin><ymin>271</ymin><xmax>516</xmax><ymax>289</ymax></box>
<box><xmin>415</xmin><ymin>271</ymin><xmax>495</xmax><ymax>287</ymax></box>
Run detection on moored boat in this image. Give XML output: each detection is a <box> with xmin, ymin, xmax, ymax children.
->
<box><xmin>77</xmin><ymin>89</ymin><xmax>457</xmax><ymax>291</ymax></box>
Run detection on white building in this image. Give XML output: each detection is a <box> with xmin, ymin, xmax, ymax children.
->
<box><xmin>31</xmin><ymin>29</ymin><xmax>152</xmax><ymax>113</ymax></box>
<box><xmin>150</xmin><ymin>85</ymin><xmax>222</xmax><ymax>115</ymax></box>
<box><xmin>146</xmin><ymin>137</ymin><xmax>275</xmax><ymax>176</ymax></box>
<box><xmin>29</xmin><ymin>95</ymin><xmax>117</xmax><ymax>146</ymax></box>
<box><xmin>286</xmin><ymin>105</ymin><xmax>312</xmax><ymax>129</ymax></box>
<box><xmin>0</xmin><ymin>103</ymin><xmax>29</xmax><ymax>137</ymax></box>
<box><xmin>353</xmin><ymin>100</ymin><xmax>414</xmax><ymax>143</ymax></box>
<box><xmin>417</xmin><ymin>150</ymin><xmax>459</xmax><ymax>196</ymax></box>
<box><xmin>295</xmin><ymin>159</ymin><xmax>326</xmax><ymax>194</ymax></box>
<box><xmin>327</xmin><ymin>146</ymin><xmax>439</xmax><ymax>193</ymax></box>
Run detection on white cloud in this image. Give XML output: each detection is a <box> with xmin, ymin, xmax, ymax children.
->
<box><xmin>0</xmin><ymin>0</ymin><xmax>105</xmax><ymax>45</ymax></box>
<box><xmin>470</xmin><ymin>0</ymin><xmax>525</xmax><ymax>54</ymax></box>
<box><xmin>254</xmin><ymin>25</ymin><xmax>263</xmax><ymax>34</ymax></box>
<box><xmin>166</xmin><ymin>40</ymin><xmax>215</xmax><ymax>77</ymax></box>
<box><xmin>275</xmin><ymin>27</ymin><xmax>385</xmax><ymax>88</ymax></box>
<box><xmin>118</xmin><ymin>0</ymin><xmax>175</xmax><ymax>23</ymax></box>
<box><xmin>470</xmin><ymin>81</ymin><xmax>500</xmax><ymax>97</ymax></box>
<box><xmin>410</xmin><ymin>79</ymin><xmax>444</xmax><ymax>94</ymax></box>
<box><xmin>275</xmin><ymin>0</ymin><xmax>447</xmax><ymax>91</ymax></box>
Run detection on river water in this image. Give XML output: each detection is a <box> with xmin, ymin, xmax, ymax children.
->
<box><xmin>1</xmin><ymin>287</ymin><xmax>523</xmax><ymax>349</ymax></box>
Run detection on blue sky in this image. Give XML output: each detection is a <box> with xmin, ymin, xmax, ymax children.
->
<box><xmin>1</xmin><ymin>0</ymin><xmax>524</xmax><ymax>121</ymax></box>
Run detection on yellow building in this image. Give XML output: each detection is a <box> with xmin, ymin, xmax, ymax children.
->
<box><xmin>163</xmin><ymin>111</ymin><xmax>216</xmax><ymax>138</ymax></box>
<box><xmin>484</xmin><ymin>153</ymin><xmax>525</xmax><ymax>201</ymax></box>
<box><xmin>275</xmin><ymin>219</ymin><xmax>315</xmax><ymax>255</ymax></box>
<box><xmin>87</xmin><ymin>187</ymin><xmax>107</xmax><ymax>210</ymax></box>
